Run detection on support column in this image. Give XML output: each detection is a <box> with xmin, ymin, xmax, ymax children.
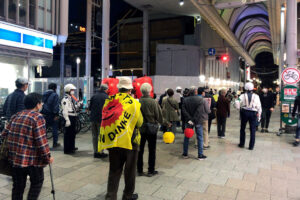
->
<box><xmin>60</xmin><ymin>44</ymin><xmax>65</xmax><ymax>97</ymax></box>
<box><xmin>142</xmin><ymin>9</ymin><xmax>149</xmax><ymax>76</ymax></box>
<box><xmin>102</xmin><ymin>0</ymin><xmax>110</xmax><ymax>79</ymax></box>
<box><xmin>26</xmin><ymin>0</ymin><xmax>29</xmax><ymax>27</ymax></box>
<box><xmin>4</xmin><ymin>0</ymin><xmax>8</xmax><ymax>21</ymax></box>
<box><xmin>86</xmin><ymin>0</ymin><xmax>92</xmax><ymax>102</ymax></box>
<box><xmin>286</xmin><ymin>0</ymin><xmax>297</xmax><ymax>68</ymax></box>
<box><xmin>279</xmin><ymin>6</ymin><xmax>285</xmax><ymax>85</ymax></box>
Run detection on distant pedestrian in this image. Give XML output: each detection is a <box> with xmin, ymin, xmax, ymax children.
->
<box><xmin>3</xmin><ymin>78</ymin><xmax>28</xmax><ymax>120</ymax></box>
<box><xmin>259</xmin><ymin>87</ymin><xmax>275</xmax><ymax>133</ymax></box>
<box><xmin>292</xmin><ymin>94</ymin><xmax>300</xmax><ymax>146</ymax></box>
<box><xmin>137</xmin><ymin>83</ymin><xmax>163</xmax><ymax>177</ymax></box>
<box><xmin>216</xmin><ymin>89</ymin><xmax>230</xmax><ymax>138</ymax></box>
<box><xmin>182</xmin><ymin>88</ymin><xmax>210</xmax><ymax>160</ymax></box>
<box><xmin>162</xmin><ymin>89</ymin><xmax>180</xmax><ymax>134</ymax></box>
<box><xmin>1</xmin><ymin>93</ymin><xmax>53</xmax><ymax>200</ymax></box>
<box><xmin>235</xmin><ymin>82</ymin><xmax>262</xmax><ymax>150</ymax></box>
<box><xmin>42</xmin><ymin>83</ymin><xmax>61</xmax><ymax>148</ymax></box>
<box><xmin>61</xmin><ymin>84</ymin><xmax>82</xmax><ymax>154</ymax></box>
<box><xmin>89</xmin><ymin>84</ymin><xmax>109</xmax><ymax>158</ymax></box>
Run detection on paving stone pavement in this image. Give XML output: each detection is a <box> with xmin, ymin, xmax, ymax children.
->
<box><xmin>1</xmin><ymin>108</ymin><xmax>300</xmax><ymax>200</ymax></box>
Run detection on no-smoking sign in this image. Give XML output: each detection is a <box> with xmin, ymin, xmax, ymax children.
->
<box><xmin>281</xmin><ymin>68</ymin><xmax>300</xmax><ymax>85</ymax></box>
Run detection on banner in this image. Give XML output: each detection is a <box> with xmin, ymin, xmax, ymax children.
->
<box><xmin>98</xmin><ymin>93</ymin><xmax>142</xmax><ymax>151</ymax></box>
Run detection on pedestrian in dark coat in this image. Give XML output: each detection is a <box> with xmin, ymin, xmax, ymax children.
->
<box><xmin>259</xmin><ymin>87</ymin><xmax>275</xmax><ymax>132</ymax></box>
<box><xmin>89</xmin><ymin>84</ymin><xmax>109</xmax><ymax>158</ymax></box>
<box><xmin>216</xmin><ymin>89</ymin><xmax>230</xmax><ymax>137</ymax></box>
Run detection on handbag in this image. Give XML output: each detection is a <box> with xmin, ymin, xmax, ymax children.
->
<box><xmin>144</xmin><ymin>123</ymin><xmax>159</xmax><ymax>135</ymax></box>
<box><xmin>0</xmin><ymin>136</ymin><xmax>12</xmax><ymax>176</ymax></box>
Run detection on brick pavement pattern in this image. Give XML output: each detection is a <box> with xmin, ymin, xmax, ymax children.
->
<box><xmin>1</xmin><ymin>109</ymin><xmax>300</xmax><ymax>200</ymax></box>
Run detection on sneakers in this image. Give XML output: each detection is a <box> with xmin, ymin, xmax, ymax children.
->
<box><xmin>265</xmin><ymin>129</ymin><xmax>269</xmax><ymax>133</ymax></box>
<box><xmin>94</xmin><ymin>153</ymin><xmax>108</xmax><ymax>158</ymax></box>
<box><xmin>182</xmin><ymin>154</ymin><xmax>189</xmax><ymax>159</ymax></box>
<box><xmin>53</xmin><ymin>143</ymin><xmax>61</xmax><ymax>148</ymax></box>
<box><xmin>137</xmin><ymin>172</ymin><xmax>146</xmax><ymax>176</ymax></box>
<box><xmin>203</xmin><ymin>145</ymin><xmax>210</xmax><ymax>150</ymax></box>
<box><xmin>293</xmin><ymin>141</ymin><xmax>299</xmax><ymax>147</ymax></box>
<box><xmin>261</xmin><ymin>129</ymin><xmax>265</xmax><ymax>133</ymax></box>
<box><xmin>198</xmin><ymin>155</ymin><xmax>207</xmax><ymax>160</ymax></box>
<box><xmin>131</xmin><ymin>193</ymin><xmax>138</xmax><ymax>200</ymax></box>
<box><xmin>147</xmin><ymin>171</ymin><xmax>158</xmax><ymax>177</ymax></box>
<box><xmin>238</xmin><ymin>144</ymin><xmax>244</xmax><ymax>148</ymax></box>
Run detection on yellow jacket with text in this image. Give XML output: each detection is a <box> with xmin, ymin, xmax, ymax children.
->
<box><xmin>98</xmin><ymin>93</ymin><xmax>143</xmax><ymax>151</ymax></box>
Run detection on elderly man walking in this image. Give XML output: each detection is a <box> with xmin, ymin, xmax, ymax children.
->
<box><xmin>99</xmin><ymin>77</ymin><xmax>143</xmax><ymax>200</ymax></box>
<box><xmin>89</xmin><ymin>84</ymin><xmax>109</xmax><ymax>158</ymax></box>
<box><xmin>137</xmin><ymin>83</ymin><xmax>163</xmax><ymax>177</ymax></box>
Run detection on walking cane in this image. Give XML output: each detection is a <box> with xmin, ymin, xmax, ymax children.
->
<box><xmin>49</xmin><ymin>164</ymin><xmax>55</xmax><ymax>200</ymax></box>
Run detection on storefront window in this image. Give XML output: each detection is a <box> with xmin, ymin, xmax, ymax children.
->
<box><xmin>0</xmin><ymin>0</ymin><xmax>4</xmax><ymax>18</ymax></box>
<box><xmin>29</xmin><ymin>0</ymin><xmax>35</xmax><ymax>27</ymax></box>
<box><xmin>19</xmin><ymin>0</ymin><xmax>26</xmax><ymax>25</ymax></box>
<box><xmin>38</xmin><ymin>0</ymin><xmax>44</xmax><ymax>30</ymax></box>
<box><xmin>9</xmin><ymin>0</ymin><xmax>17</xmax><ymax>21</ymax></box>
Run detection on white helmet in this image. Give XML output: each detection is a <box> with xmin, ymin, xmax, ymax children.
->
<box><xmin>245</xmin><ymin>82</ymin><xmax>254</xmax><ymax>91</ymax></box>
<box><xmin>64</xmin><ymin>84</ymin><xmax>76</xmax><ymax>92</ymax></box>
<box><xmin>176</xmin><ymin>86</ymin><xmax>182</xmax><ymax>91</ymax></box>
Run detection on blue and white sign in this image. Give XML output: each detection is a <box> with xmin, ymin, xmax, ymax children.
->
<box><xmin>208</xmin><ymin>48</ymin><xmax>216</xmax><ymax>56</ymax></box>
<box><xmin>0</xmin><ymin>22</ymin><xmax>57</xmax><ymax>54</ymax></box>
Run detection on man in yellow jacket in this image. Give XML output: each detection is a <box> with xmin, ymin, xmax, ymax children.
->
<box><xmin>99</xmin><ymin>77</ymin><xmax>143</xmax><ymax>200</ymax></box>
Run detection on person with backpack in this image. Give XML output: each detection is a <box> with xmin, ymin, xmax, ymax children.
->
<box><xmin>1</xmin><ymin>93</ymin><xmax>53</xmax><ymax>200</ymax></box>
<box><xmin>42</xmin><ymin>83</ymin><xmax>60</xmax><ymax>148</ymax></box>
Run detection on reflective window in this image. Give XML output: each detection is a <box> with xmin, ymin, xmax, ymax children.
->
<box><xmin>19</xmin><ymin>0</ymin><xmax>26</xmax><ymax>24</ymax></box>
<box><xmin>29</xmin><ymin>0</ymin><xmax>35</xmax><ymax>26</ymax></box>
<box><xmin>46</xmin><ymin>0</ymin><xmax>52</xmax><ymax>32</ymax></box>
<box><xmin>0</xmin><ymin>0</ymin><xmax>4</xmax><ymax>18</ymax></box>
<box><xmin>9</xmin><ymin>0</ymin><xmax>17</xmax><ymax>21</ymax></box>
<box><xmin>38</xmin><ymin>0</ymin><xmax>44</xmax><ymax>30</ymax></box>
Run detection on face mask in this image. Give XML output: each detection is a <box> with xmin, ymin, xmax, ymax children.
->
<box><xmin>70</xmin><ymin>91</ymin><xmax>75</xmax><ymax>95</ymax></box>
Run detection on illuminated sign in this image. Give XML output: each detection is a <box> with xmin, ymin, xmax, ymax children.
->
<box><xmin>79</xmin><ymin>26</ymin><xmax>86</xmax><ymax>32</ymax></box>
<box><xmin>0</xmin><ymin>22</ymin><xmax>57</xmax><ymax>54</ymax></box>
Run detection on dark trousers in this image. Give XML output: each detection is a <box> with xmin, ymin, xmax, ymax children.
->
<box><xmin>208</xmin><ymin>117</ymin><xmax>213</xmax><ymax>133</ymax></box>
<box><xmin>137</xmin><ymin>133</ymin><xmax>157</xmax><ymax>173</ymax></box>
<box><xmin>12</xmin><ymin>167</ymin><xmax>44</xmax><ymax>200</ymax></box>
<box><xmin>106</xmin><ymin>148</ymin><xmax>138</xmax><ymax>200</ymax></box>
<box><xmin>45</xmin><ymin>115</ymin><xmax>59</xmax><ymax>145</ymax></box>
<box><xmin>217</xmin><ymin>116</ymin><xmax>227</xmax><ymax>137</ymax></box>
<box><xmin>239</xmin><ymin>110</ymin><xmax>257</xmax><ymax>149</ymax></box>
<box><xmin>261</xmin><ymin>108</ymin><xmax>272</xmax><ymax>129</ymax></box>
<box><xmin>64</xmin><ymin>116</ymin><xmax>76</xmax><ymax>153</ymax></box>
<box><xmin>91</xmin><ymin>121</ymin><xmax>101</xmax><ymax>154</ymax></box>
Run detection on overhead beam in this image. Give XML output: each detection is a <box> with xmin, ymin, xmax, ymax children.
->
<box><xmin>191</xmin><ymin>0</ymin><xmax>256</xmax><ymax>66</ymax></box>
<box><xmin>214</xmin><ymin>0</ymin><xmax>266</xmax><ymax>9</ymax></box>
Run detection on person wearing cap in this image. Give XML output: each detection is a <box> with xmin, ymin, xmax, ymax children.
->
<box><xmin>89</xmin><ymin>84</ymin><xmax>109</xmax><ymax>158</ymax></box>
<box><xmin>42</xmin><ymin>83</ymin><xmax>61</xmax><ymax>148</ymax></box>
<box><xmin>3</xmin><ymin>78</ymin><xmax>29</xmax><ymax>120</ymax></box>
<box><xmin>103</xmin><ymin>77</ymin><xmax>143</xmax><ymax>200</ymax></box>
<box><xmin>235</xmin><ymin>82</ymin><xmax>262</xmax><ymax>150</ymax></box>
<box><xmin>61</xmin><ymin>84</ymin><xmax>82</xmax><ymax>154</ymax></box>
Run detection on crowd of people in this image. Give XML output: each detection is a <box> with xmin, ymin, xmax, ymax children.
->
<box><xmin>0</xmin><ymin>77</ymin><xmax>292</xmax><ymax>200</ymax></box>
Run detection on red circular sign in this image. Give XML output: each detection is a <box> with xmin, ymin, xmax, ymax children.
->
<box><xmin>281</xmin><ymin>68</ymin><xmax>300</xmax><ymax>85</ymax></box>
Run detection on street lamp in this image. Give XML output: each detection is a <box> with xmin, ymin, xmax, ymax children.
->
<box><xmin>179</xmin><ymin>0</ymin><xmax>184</xmax><ymax>6</ymax></box>
<box><xmin>76</xmin><ymin>57</ymin><xmax>81</xmax><ymax>98</ymax></box>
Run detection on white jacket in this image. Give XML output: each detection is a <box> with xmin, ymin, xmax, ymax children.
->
<box><xmin>61</xmin><ymin>94</ymin><xmax>81</xmax><ymax>123</ymax></box>
<box><xmin>235</xmin><ymin>92</ymin><xmax>262</xmax><ymax>119</ymax></box>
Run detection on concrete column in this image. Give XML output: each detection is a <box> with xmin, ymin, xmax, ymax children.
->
<box><xmin>86</xmin><ymin>0</ymin><xmax>92</xmax><ymax>102</ymax></box>
<box><xmin>16</xmin><ymin>0</ymin><xmax>19</xmax><ymax>24</ymax></box>
<box><xmin>60</xmin><ymin>43</ymin><xmax>65</xmax><ymax>97</ymax></box>
<box><xmin>26</xmin><ymin>0</ymin><xmax>29</xmax><ymax>27</ymax></box>
<box><xmin>102</xmin><ymin>0</ymin><xmax>110</xmax><ymax>79</ymax></box>
<box><xmin>279</xmin><ymin>7</ymin><xmax>285</xmax><ymax>85</ymax></box>
<box><xmin>142</xmin><ymin>9</ymin><xmax>149</xmax><ymax>75</ymax></box>
<box><xmin>4</xmin><ymin>0</ymin><xmax>8</xmax><ymax>21</ymax></box>
<box><xmin>286</xmin><ymin>0</ymin><xmax>297</xmax><ymax>68</ymax></box>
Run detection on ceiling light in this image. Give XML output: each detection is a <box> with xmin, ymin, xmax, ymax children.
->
<box><xmin>179</xmin><ymin>0</ymin><xmax>184</xmax><ymax>6</ymax></box>
<box><xmin>281</xmin><ymin>5</ymin><xmax>286</xmax><ymax>11</ymax></box>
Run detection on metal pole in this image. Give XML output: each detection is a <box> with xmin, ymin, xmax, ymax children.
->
<box><xmin>85</xmin><ymin>0</ymin><xmax>92</xmax><ymax>102</ymax></box>
<box><xmin>101</xmin><ymin>0</ymin><xmax>110</xmax><ymax>79</ymax></box>
<box><xmin>142</xmin><ymin>9</ymin><xmax>149</xmax><ymax>76</ymax></box>
<box><xmin>286</xmin><ymin>0</ymin><xmax>297</xmax><ymax>68</ymax></box>
<box><xmin>49</xmin><ymin>164</ymin><xmax>56</xmax><ymax>200</ymax></box>
<box><xmin>60</xmin><ymin>43</ymin><xmax>65</xmax><ymax>98</ymax></box>
<box><xmin>76</xmin><ymin>62</ymin><xmax>80</xmax><ymax>98</ymax></box>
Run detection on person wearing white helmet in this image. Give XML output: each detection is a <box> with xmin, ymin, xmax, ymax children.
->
<box><xmin>61</xmin><ymin>83</ymin><xmax>82</xmax><ymax>154</ymax></box>
<box><xmin>235</xmin><ymin>82</ymin><xmax>262</xmax><ymax>150</ymax></box>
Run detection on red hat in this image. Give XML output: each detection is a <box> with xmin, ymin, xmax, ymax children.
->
<box><xmin>184</xmin><ymin>128</ymin><xmax>194</xmax><ymax>138</ymax></box>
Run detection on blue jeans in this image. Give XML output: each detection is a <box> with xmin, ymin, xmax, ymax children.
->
<box><xmin>183</xmin><ymin>124</ymin><xmax>203</xmax><ymax>157</ymax></box>
<box><xmin>296</xmin><ymin>117</ymin><xmax>300</xmax><ymax>139</ymax></box>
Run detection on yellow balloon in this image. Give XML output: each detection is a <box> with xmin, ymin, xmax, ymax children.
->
<box><xmin>163</xmin><ymin>132</ymin><xmax>175</xmax><ymax>144</ymax></box>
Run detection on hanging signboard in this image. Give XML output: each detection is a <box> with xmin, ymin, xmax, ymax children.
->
<box><xmin>280</xmin><ymin>85</ymin><xmax>299</xmax><ymax>125</ymax></box>
<box><xmin>281</xmin><ymin>68</ymin><xmax>300</xmax><ymax>85</ymax></box>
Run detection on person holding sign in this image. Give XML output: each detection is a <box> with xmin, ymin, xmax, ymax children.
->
<box><xmin>99</xmin><ymin>77</ymin><xmax>143</xmax><ymax>200</ymax></box>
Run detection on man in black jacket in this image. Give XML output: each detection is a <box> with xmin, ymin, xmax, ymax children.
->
<box><xmin>3</xmin><ymin>78</ymin><xmax>28</xmax><ymax>120</ymax></box>
<box><xmin>292</xmin><ymin>94</ymin><xmax>300</xmax><ymax>146</ymax></box>
<box><xmin>259</xmin><ymin>87</ymin><xmax>275</xmax><ymax>133</ymax></box>
<box><xmin>89</xmin><ymin>84</ymin><xmax>109</xmax><ymax>158</ymax></box>
<box><xmin>42</xmin><ymin>83</ymin><xmax>60</xmax><ymax>147</ymax></box>
<box><xmin>181</xmin><ymin>88</ymin><xmax>210</xmax><ymax>160</ymax></box>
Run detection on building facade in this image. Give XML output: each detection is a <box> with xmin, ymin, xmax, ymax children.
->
<box><xmin>0</xmin><ymin>0</ymin><xmax>67</xmax><ymax>103</ymax></box>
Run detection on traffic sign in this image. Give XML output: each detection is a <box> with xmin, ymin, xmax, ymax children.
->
<box><xmin>281</xmin><ymin>67</ymin><xmax>300</xmax><ymax>85</ymax></box>
<box><xmin>208</xmin><ymin>48</ymin><xmax>216</xmax><ymax>56</ymax></box>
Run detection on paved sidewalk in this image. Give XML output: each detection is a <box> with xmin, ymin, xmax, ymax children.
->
<box><xmin>1</xmin><ymin>109</ymin><xmax>300</xmax><ymax>200</ymax></box>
